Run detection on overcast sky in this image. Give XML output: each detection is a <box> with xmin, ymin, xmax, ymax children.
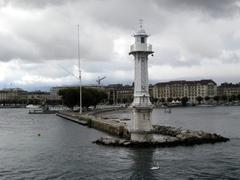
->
<box><xmin>0</xmin><ymin>0</ymin><xmax>240</xmax><ymax>90</ymax></box>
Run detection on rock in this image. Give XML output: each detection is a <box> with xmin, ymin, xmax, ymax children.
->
<box><xmin>118</xmin><ymin>139</ymin><xmax>126</xmax><ymax>145</ymax></box>
<box><xmin>165</xmin><ymin>136</ymin><xmax>178</xmax><ymax>142</ymax></box>
<box><xmin>176</xmin><ymin>134</ymin><xmax>186</xmax><ymax>141</ymax></box>
<box><xmin>93</xmin><ymin>125</ymin><xmax>230</xmax><ymax>147</ymax></box>
<box><xmin>123</xmin><ymin>141</ymin><xmax>131</xmax><ymax>146</ymax></box>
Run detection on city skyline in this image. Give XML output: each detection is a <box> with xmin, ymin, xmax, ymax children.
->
<box><xmin>1</xmin><ymin>0</ymin><xmax>240</xmax><ymax>90</ymax></box>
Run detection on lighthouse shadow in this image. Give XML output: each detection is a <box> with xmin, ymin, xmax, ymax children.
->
<box><xmin>129</xmin><ymin>148</ymin><xmax>158</xmax><ymax>180</ymax></box>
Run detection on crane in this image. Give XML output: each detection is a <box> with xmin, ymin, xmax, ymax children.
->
<box><xmin>96</xmin><ymin>76</ymin><xmax>106</xmax><ymax>86</ymax></box>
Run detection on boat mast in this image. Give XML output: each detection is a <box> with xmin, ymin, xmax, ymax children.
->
<box><xmin>77</xmin><ymin>24</ymin><xmax>82</xmax><ymax>114</ymax></box>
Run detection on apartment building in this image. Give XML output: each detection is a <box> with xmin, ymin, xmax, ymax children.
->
<box><xmin>153</xmin><ymin>80</ymin><xmax>217</xmax><ymax>104</ymax></box>
<box><xmin>217</xmin><ymin>83</ymin><xmax>240</xmax><ymax>97</ymax></box>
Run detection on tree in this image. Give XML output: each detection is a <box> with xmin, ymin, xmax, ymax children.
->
<box><xmin>204</xmin><ymin>96</ymin><xmax>210</xmax><ymax>101</ymax></box>
<box><xmin>181</xmin><ymin>97</ymin><xmax>189</xmax><ymax>106</ymax></box>
<box><xmin>59</xmin><ymin>88</ymin><xmax>79</xmax><ymax>109</ymax></box>
<box><xmin>237</xmin><ymin>94</ymin><xmax>240</xmax><ymax>101</ymax></box>
<box><xmin>160</xmin><ymin>98</ymin><xmax>165</xmax><ymax>103</ymax></box>
<box><xmin>176</xmin><ymin>97</ymin><xmax>181</xmax><ymax>101</ymax></box>
<box><xmin>221</xmin><ymin>95</ymin><xmax>228</xmax><ymax>102</ymax></box>
<box><xmin>213</xmin><ymin>96</ymin><xmax>220</xmax><ymax>104</ymax></box>
<box><xmin>196</xmin><ymin>96</ymin><xmax>203</xmax><ymax>104</ymax></box>
<box><xmin>59</xmin><ymin>87</ymin><xmax>108</xmax><ymax>109</ymax></box>
<box><xmin>122</xmin><ymin>98</ymin><xmax>127</xmax><ymax>104</ymax></box>
<box><xmin>204</xmin><ymin>96</ymin><xmax>210</xmax><ymax>104</ymax></box>
<box><xmin>167</xmin><ymin>97</ymin><xmax>173</xmax><ymax>103</ymax></box>
<box><xmin>82</xmin><ymin>88</ymin><xmax>107</xmax><ymax>108</ymax></box>
<box><xmin>229</xmin><ymin>95</ymin><xmax>236</xmax><ymax>102</ymax></box>
<box><xmin>150</xmin><ymin>97</ymin><xmax>158</xmax><ymax>104</ymax></box>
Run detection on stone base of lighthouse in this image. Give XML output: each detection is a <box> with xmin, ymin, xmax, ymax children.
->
<box><xmin>130</xmin><ymin>106</ymin><xmax>153</xmax><ymax>142</ymax></box>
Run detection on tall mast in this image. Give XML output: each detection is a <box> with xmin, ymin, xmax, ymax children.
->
<box><xmin>77</xmin><ymin>24</ymin><xmax>82</xmax><ymax>114</ymax></box>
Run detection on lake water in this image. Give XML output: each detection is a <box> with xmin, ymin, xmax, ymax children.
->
<box><xmin>0</xmin><ymin>107</ymin><xmax>240</xmax><ymax>179</ymax></box>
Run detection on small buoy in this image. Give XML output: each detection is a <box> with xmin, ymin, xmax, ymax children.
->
<box><xmin>38</xmin><ymin>133</ymin><xmax>41</xmax><ymax>136</ymax></box>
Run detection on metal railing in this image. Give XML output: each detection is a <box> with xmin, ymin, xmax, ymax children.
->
<box><xmin>130</xmin><ymin>43</ymin><xmax>152</xmax><ymax>52</ymax></box>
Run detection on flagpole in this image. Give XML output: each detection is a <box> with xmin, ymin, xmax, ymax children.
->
<box><xmin>77</xmin><ymin>24</ymin><xmax>82</xmax><ymax>114</ymax></box>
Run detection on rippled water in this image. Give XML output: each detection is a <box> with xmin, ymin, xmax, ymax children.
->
<box><xmin>0</xmin><ymin>107</ymin><xmax>240</xmax><ymax>179</ymax></box>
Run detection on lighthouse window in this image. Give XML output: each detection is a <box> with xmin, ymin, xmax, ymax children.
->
<box><xmin>141</xmin><ymin>37</ymin><xmax>145</xmax><ymax>43</ymax></box>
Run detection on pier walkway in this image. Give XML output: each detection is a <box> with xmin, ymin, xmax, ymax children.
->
<box><xmin>56</xmin><ymin>108</ymin><xmax>130</xmax><ymax>139</ymax></box>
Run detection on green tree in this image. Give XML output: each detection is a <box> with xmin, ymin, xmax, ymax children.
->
<box><xmin>59</xmin><ymin>87</ymin><xmax>108</xmax><ymax>109</ymax></box>
<box><xmin>59</xmin><ymin>87</ymin><xmax>79</xmax><ymax>109</ymax></box>
<box><xmin>204</xmin><ymin>96</ymin><xmax>210</xmax><ymax>104</ymax></box>
<box><xmin>167</xmin><ymin>97</ymin><xmax>173</xmax><ymax>103</ymax></box>
<box><xmin>213</xmin><ymin>96</ymin><xmax>220</xmax><ymax>104</ymax></box>
<box><xmin>176</xmin><ymin>97</ymin><xmax>181</xmax><ymax>101</ymax></box>
<box><xmin>221</xmin><ymin>95</ymin><xmax>228</xmax><ymax>102</ymax></box>
<box><xmin>237</xmin><ymin>94</ymin><xmax>240</xmax><ymax>101</ymax></box>
<box><xmin>196</xmin><ymin>96</ymin><xmax>203</xmax><ymax>104</ymax></box>
<box><xmin>150</xmin><ymin>97</ymin><xmax>158</xmax><ymax>104</ymax></box>
<box><xmin>82</xmin><ymin>88</ymin><xmax>107</xmax><ymax>108</ymax></box>
<box><xmin>229</xmin><ymin>95</ymin><xmax>236</xmax><ymax>102</ymax></box>
<box><xmin>122</xmin><ymin>98</ymin><xmax>127</xmax><ymax>104</ymax></box>
<box><xmin>181</xmin><ymin>97</ymin><xmax>189</xmax><ymax>106</ymax></box>
<box><xmin>160</xmin><ymin>98</ymin><xmax>165</xmax><ymax>103</ymax></box>
<box><xmin>204</xmin><ymin>96</ymin><xmax>210</xmax><ymax>101</ymax></box>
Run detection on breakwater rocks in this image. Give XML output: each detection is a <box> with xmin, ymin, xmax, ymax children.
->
<box><xmin>93</xmin><ymin>125</ymin><xmax>229</xmax><ymax>147</ymax></box>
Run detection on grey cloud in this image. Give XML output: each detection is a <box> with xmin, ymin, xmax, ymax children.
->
<box><xmin>1</xmin><ymin>0</ymin><xmax>240</xmax><ymax>89</ymax></box>
<box><xmin>150</xmin><ymin>47</ymin><xmax>200</xmax><ymax>67</ymax></box>
<box><xmin>154</xmin><ymin>0</ymin><xmax>240</xmax><ymax>18</ymax></box>
<box><xmin>0</xmin><ymin>3</ymin><xmax>114</xmax><ymax>62</ymax></box>
<box><xmin>1</xmin><ymin>0</ymin><xmax>76</xmax><ymax>9</ymax></box>
<box><xmin>220</xmin><ymin>50</ymin><xmax>240</xmax><ymax>63</ymax></box>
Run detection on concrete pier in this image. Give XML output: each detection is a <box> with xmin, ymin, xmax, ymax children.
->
<box><xmin>56</xmin><ymin>110</ymin><xmax>130</xmax><ymax>139</ymax></box>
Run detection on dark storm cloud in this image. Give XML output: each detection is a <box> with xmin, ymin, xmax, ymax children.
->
<box><xmin>154</xmin><ymin>0</ymin><xmax>240</xmax><ymax>18</ymax></box>
<box><xmin>0</xmin><ymin>0</ymin><xmax>240</xmax><ymax>66</ymax></box>
<box><xmin>0</xmin><ymin>0</ymin><xmax>114</xmax><ymax>62</ymax></box>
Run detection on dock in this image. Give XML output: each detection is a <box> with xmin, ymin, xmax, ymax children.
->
<box><xmin>56</xmin><ymin>109</ymin><xmax>130</xmax><ymax>139</ymax></box>
<box><xmin>56</xmin><ymin>112</ymin><xmax>88</xmax><ymax>126</ymax></box>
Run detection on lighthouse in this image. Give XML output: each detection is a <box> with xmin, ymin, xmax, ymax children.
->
<box><xmin>129</xmin><ymin>20</ymin><xmax>154</xmax><ymax>142</ymax></box>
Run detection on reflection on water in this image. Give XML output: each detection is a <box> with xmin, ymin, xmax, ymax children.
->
<box><xmin>129</xmin><ymin>148</ymin><xmax>157</xmax><ymax>179</ymax></box>
<box><xmin>0</xmin><ymin>107</ymin><xmax>240</xmax><ymax>179</ymax></box>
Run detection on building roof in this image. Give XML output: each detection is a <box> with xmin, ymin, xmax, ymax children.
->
<box><xmin>154</xmin><ymin>79</ymin><xmax>216</xmax><ymax>86</ymax></box>
<box><xmin>218</xmin><ymin>82</ymin><xmax>240</xmax><ymax>88</ymax></box>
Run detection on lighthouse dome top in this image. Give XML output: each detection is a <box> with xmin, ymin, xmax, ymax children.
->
<box><xmin>129</xmin><ymin>20</ymin><xmax>153</xmax><ymax>55</ymax></box>
<box><xmin>134</xmin><ymin>19</ymin><xmax>149</xmax><ymax>37</ymax></box>
<box><xmin>135</xmin><ymin>28</ymin><xmax>148</xmax><ymax>35</ymax></box>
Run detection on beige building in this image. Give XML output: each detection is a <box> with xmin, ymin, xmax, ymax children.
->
<box><xmin>217</xmin><ymin>83</ymin><xmax>240</xmax><ymax>97</ymax></box>
<box><xmin>0</xmin><ymin>88</ymin><xmax>62</xmax><ymax>105</ymax></box>
<box><xmin>153</xmin><ymin>80</ymin><xmax>217</xmax><ymax>104</ymax></box>
<box><xmin>105</xmin><ymin>84</ymin><xmax>133</xmax><ymax>104</ymax></box>
<box><xmin>0</xmin><ymin>88</ymin><xmax>27</xmax><ymax>104</ymax></box>
<box><xmin>105</xmin><ymin>84</ymin><xmax>154</xmax><ymax>104</ymax></box>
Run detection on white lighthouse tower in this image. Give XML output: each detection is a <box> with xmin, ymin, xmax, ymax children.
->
<box><xmin>129</xmin><ymin>20</ymin><xmax>154</xmax><ymax>142</ymax></box>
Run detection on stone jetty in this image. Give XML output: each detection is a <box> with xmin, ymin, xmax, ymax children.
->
<box><xmin>93</xmin><ymin>125</ymin><xmax>229</xmax><ymax>147</ymax></box>
<box><xmin>56</xmin><ymin>109</ymin><xmax>229</xmax><ymax>148</ymax></box>
<box><xmin>56</xmin><ymin>108</ymin><xmax>130</xmax><ymax>139</ymax></box>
